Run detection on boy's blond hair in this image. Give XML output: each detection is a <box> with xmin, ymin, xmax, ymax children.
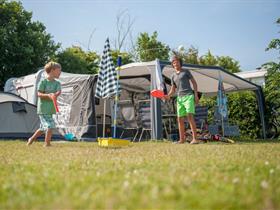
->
<box><xmin>44</xmin><ymin>61</ymin><xmax>61</xmax><ymax>73</ymax></box>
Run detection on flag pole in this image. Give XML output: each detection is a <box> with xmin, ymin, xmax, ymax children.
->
<box><xmin>103</xmin><ymin>99</ymin><xmax>106</xmax><ymax>137</ymax></box>
<box><xmin>113</xmin><ymin>56</ymin><xmax>121</xmax><ymax>138</ymax></box>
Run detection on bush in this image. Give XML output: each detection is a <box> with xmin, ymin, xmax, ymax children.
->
<box><xmin>227</xmin><ymin>92</ymin><xmax>261</xmax><ymax>139</ymax></box>
<box><xmin>200</xmin><ymin>91</ymin><xmax>261</xmax><ymax>139</ymax></box>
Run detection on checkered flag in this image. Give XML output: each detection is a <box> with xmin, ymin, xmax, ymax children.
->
<box><xmin>95</xmin><ymin>38</ymin><xmax>119</xmax><ymax>99</ymax></box>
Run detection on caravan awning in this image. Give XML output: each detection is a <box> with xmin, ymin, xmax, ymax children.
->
<box><xmin>119</xmin><ymin>61</ymin><xmax>259</xmax><ymax>94</ymax></box>
<box><xmin>162</xmin><ymin>63</ymin><xmax>259</xmax><ymax>94</ymax></box>
<box><xmin>118</xmin><ymin>60</ymin><xmax>265</xmax><ymax>139</ymax></box>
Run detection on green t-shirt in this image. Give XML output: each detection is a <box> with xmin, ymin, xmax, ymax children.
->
<box><xmin>37</xmin><ymin>79</ymin><xmax>61</xmax><ymax>114</ymax></box>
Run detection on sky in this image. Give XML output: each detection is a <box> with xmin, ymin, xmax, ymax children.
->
<box><xmin>20</xmin><ymin>0</ymin><xmax>280</xmax><ymax>71</ymax></box>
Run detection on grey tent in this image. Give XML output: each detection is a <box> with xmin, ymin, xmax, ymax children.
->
<box><xmin>4</xmin><ymin>70</ymin><xmax>103</xmax><ymax>140</ymax></box>
<box><xmin>118</xmin><ymin>60</ymin><xmax>266</xmax><ymax>139</ymax></box>
<box><xmin>0</xmin><ymin>92</ymin><xmax>39</xmax><ymax>138</ymax></box>
<box><xmin>4</xmin><ymin>59</ymin><xmax>266</xmax><ymax>140</ymax></box>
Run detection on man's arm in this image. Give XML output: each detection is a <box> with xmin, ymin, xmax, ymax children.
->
<box><xmin>190</xmin><ymin>78</ymin><xmax>199</xmax><ymax>105</ymax></box>
<box><xmin>164</xmin><ymin>85</ymin><xmax>176</xmax><ymax>100</ymax></box>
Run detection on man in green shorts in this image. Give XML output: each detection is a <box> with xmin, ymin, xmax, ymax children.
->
<box><xmin>164</xmin><ymin>55</ymin><xmax>200</xmax><ymax>144</ymax></box>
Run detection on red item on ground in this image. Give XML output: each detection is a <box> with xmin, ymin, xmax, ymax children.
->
<box><xmin>212</xmin><ymin>134</ymin><xmax>221</xmax><ymax>141</ymax></box>
<box><xmin>150</xmin><ymin>89</ymin><xmax>165</xmax><ymax>98</ymax></box>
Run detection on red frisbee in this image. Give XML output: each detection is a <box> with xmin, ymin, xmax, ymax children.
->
<box><xmin>150</xmin><ymin>89</ymin><xmax>165</xmax><ymax>98</ymax></box>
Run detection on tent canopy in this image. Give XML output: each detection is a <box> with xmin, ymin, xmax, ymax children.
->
<box><xmin>119</xmin><ymin>61</ymin><xmax>259</xmax><ymax>94</ymax></box>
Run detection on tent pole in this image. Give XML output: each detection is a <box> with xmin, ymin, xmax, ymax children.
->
<box><xmin>151</xmin><ymin>59</ymin><xmax>163</xmax><ymax>140</ymax></box>
<box><xmin>222</xmin><ymin>116</ymin><xmax>224</xmax><ymax>137</ymax></box>
<box><xmin>255</xmin><ymin>88</ymin><xmax>266</xmax><ymax>139</ymax></box>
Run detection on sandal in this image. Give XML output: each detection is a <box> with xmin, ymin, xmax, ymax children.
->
<box><xmin>190</xmin><ymin>140</ymin><xmax>203</xmax><ymax>144</ymax></box>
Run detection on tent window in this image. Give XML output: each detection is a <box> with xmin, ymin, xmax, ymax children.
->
<box><xmin>12</xmin><ymin>102</ymin><xmax>27</xmax><ymax>113</ymax></box>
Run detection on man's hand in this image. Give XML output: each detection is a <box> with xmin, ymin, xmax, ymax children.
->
<box><xmin>162</xmin><ymin>95</ymin><xmax>171</xmax><ymax>100</ymax></box>
<box><xmin>195</xmin><ymin>95</ymin><xmax>199</xmax><ymax>105</ymax></box>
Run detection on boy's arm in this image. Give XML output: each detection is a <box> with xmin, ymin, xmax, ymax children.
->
<box><xmin>190</xmin><ymin>78</ymin><xmax>199</xmax><ymax>105</ymax></box>
<box><xmin>54</xmin><ymin>90</ymin><xmax>61</xmax><ymax>98</ymax></box>
<box><xmin>37</xmin><ymin>91</ymin><xmax>52</xmax><ymax>100</ymax></box>
<box><xmin>54</xmin><ymin>82</ymin><xmax>61</xmax><ymax>98</ymax></box>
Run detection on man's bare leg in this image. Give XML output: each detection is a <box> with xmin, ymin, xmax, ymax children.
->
<box><xmin>27</xmin><ymin>129</ymin><xmax>43</xmax><ymax>145</ymax></box>
<box><xmin>187</xmin><ymin>114</ymin><xmax>199</xmax><ymax>144</ymax></box>
<box><xmin>178</xmin><ymin>117</ymin><xmax>186</xmax><ymax>143</ymax></box>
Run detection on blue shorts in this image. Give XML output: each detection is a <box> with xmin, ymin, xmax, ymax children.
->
<box><xmin>39</xmin><ymin>114</ymin><xmax>55</xmax><ymax>131</ymax></box>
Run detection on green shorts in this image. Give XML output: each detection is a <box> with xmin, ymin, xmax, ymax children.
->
<box><xmin>177</xmin><ymin>94</ymin><xmax>195</xmax><ymax>117</ymax></box>
<box><xmin>39</xmin><ymin>114</ymin><xmax>55</xmax><ymax>131</ymax></box>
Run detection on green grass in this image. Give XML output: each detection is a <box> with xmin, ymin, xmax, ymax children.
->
<box><xmin>0</xmin><ymin>140</ymin><xmax>280</xmax><ymax>210</ymax></box>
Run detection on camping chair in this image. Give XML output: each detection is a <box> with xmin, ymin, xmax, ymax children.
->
<box><xmin>138</xmin><ymin>100</ymin><xmax>152</xmax><ymax>141</ymax></box>
<box><xmin>161</xmin><ymin>97</ymin><xmax>178</xmax><ymax>139</ymax></box>
<box><xmin>194</xmin><ymin>105</ymin><xmax>208</xmax><ymax>130</ymax></box>
<box><xmin>184</xmin><ymin>105</ymin><xmax>208</xmax><ymax>130</ymax></box>
<box><xmin>209</xmin><ymin>106</ymin><xmax>240</xmax><ymax>137</ymax></box>
<box><xmin>118</xmin><ymin>100</ymin><xmax>140</xmax><ymax>141</ymax></box>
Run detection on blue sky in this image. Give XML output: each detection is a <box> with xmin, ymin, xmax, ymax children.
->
<box><xmin>21</xmin><ymin>0</ymin><xmax>280</xmax><ymax>71</ymax></box>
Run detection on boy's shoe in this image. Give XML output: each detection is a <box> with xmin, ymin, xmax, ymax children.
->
<box><xmin>173</xmin><ymin>140</ymin><xmax>185</xmax><ymax>144</ymax></box>
<box><xmin>26</xmin><ymin>138</ymin><xmax>34</xmax><ymax>146</ymax></box>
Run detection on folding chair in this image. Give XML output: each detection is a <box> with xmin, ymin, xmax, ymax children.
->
<box><xmin>118</xmin><ymin>100</ymin><xmax>140</xmax><ymax>141</ymax></box>
<box><xmin>194</xmin><ymin>105</ymin><xmax>208</xmax><ymax>130</ymax></box>
<box><xmin>138</xmin><ymin>100</ymin><xmax>152</xmax><ymax>141</ymax></box>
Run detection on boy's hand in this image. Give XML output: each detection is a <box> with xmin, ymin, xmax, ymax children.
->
<box><xmin>54</xmin><ymin>90</ymin><xmax>61</xmax><ymax>97</ymax></box>
<box><xmin>49</xmin><ymin>93</ymin><xmax>56</xmax><ymax>100</ymax></box>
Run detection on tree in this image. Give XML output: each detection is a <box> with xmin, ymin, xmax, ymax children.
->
<box><xmin>179</xmin><ymin>47</ymin><xmax>241</xmax><ymax>73</ymax></box>
<box><xmin>136</xmin><ymin>31</ymin><xmax>170</xmax><ymax>62</ymax></box>
<box><xmin>264</xmin><ymin>62</ymin><xmax>280</xmax><ymax>109</ymax></box>
<box><xmin>181</xmin><ymin>46</ymin><xmax>200</xmax><ymax>65</ymax></box>
<box><xmin>55</xmin><ymin>46</ymin><xmax>99</xmax><ymax>74</ymax></box>
<box><xmin>198</xmin><ymin>50</ymin><xmax>241</xmax><ymax>73</ymax></box>
<box><xmin>110</xmin><ymin>50</ymin><xmax>133</xmax><ymax>66</ymax></box>
<box><xmin>264</xmin><ymin>17</ymin><xmax>280</xmax><ymax>131</ymax></box>
<box><xmin>266</xmin><ymin>18</ymin><xmax>280</xmax><ymax>54</ymax></box>
<box><xmin>216</xmin><ymin>56</ymin><xmax>241</xmax><ymax>73</ymax></box>
<box><xmin>199</xmin><ymin>50</ymin><xmax>217</xmax><ymax>66</ymax></box>
<box><xmin>0</xmin><ymin>0</ymin><xmax>60</xmax><ymax>89</ymax></box>
<box><xmin>114</xmin><ymin>9</ymin><xmax>135</xmax><ymax>52</ymax></box>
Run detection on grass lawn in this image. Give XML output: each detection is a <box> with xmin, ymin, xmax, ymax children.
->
<box><xmin>0</xmin><ymin>140</ymin><xmax>280</xmax><ymax>209</ymax></box>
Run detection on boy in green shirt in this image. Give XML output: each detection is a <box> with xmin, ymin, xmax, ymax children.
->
<box><xmin>27</xmin><ymin>61</ymin><xmax>61</xmax><ymax>147</ymax></box>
